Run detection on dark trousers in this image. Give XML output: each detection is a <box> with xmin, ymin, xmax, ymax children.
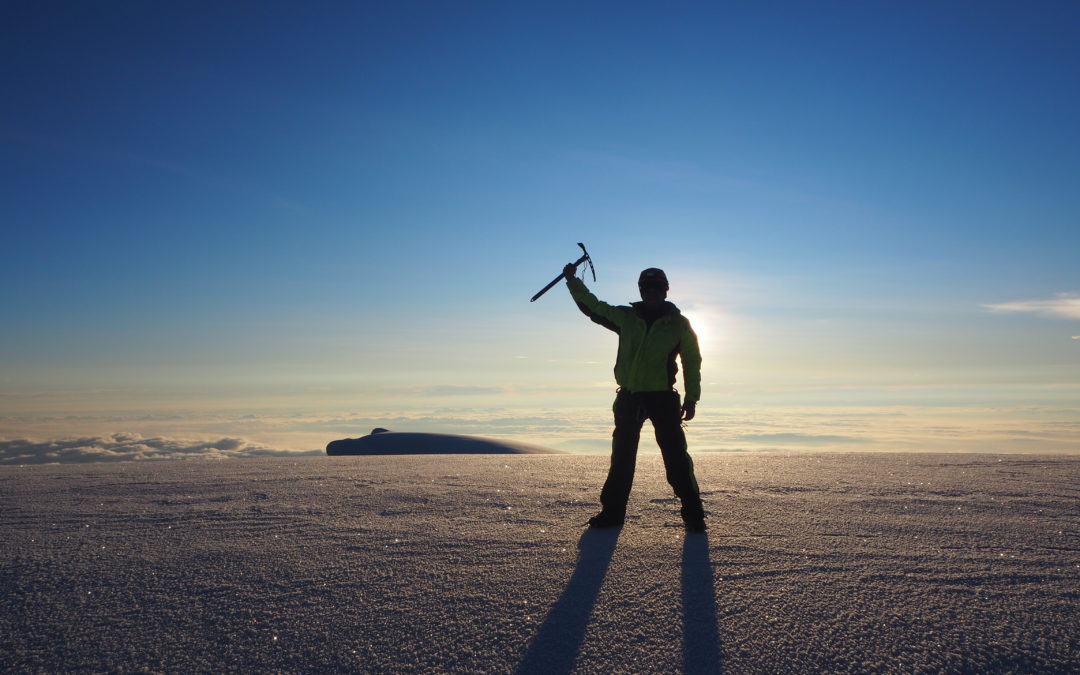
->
<box><xmin>600</xmin><ymin>389</ymin><xmax>704</xmax><ymax>521</ymax></box>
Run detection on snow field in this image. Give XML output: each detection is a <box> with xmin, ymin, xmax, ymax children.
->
<box><xmin>1</xmin><ymin>453</ymin><xmax>1077</xmax><ymax>673</ymax></box>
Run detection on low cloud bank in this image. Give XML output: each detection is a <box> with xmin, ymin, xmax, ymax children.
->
<box><xmin>735</xmin><ymin>433</ymin><xmax>867</xmax><ymax>445</ymax></box>
<box><xmin>0</xmin><ymin>433</ymin><xmax>321</xmax><ymax>465</ymax></box>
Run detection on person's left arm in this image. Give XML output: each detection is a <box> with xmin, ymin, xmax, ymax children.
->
<box><xmin>680</xmin><ymin>319</ymin><xmax>702</xmax><ymax>421</ymax></box>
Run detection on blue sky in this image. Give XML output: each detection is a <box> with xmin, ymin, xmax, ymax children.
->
<box><xmin>2</xmin><ymin>2</ymin><xmax>1078</xmax><ymax>455</ymax></box>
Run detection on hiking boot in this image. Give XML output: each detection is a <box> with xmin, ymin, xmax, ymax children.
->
<box><xmin>587</xmin><ymin>511</ymin><xmax>625</xmax><ymax>529</ymax></box>
<box><xmin>684</xmin><ymin>517</ymin><xmax>706</xmax><ymax>534</ymax></box>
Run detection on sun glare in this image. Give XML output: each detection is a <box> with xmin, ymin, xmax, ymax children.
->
<box><xmin>681</xmin><ymin>311</ymin><xmax>719</xmax><ymax>357</ymax></box>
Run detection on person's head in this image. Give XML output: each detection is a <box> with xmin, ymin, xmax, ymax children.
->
<box><xmin>638</xmin><ymin>268</ymin><xmax>669</xmax><ymax>305</ymax></box>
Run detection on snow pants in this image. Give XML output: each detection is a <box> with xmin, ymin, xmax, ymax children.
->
<box><xmin>600</xmin><ymin>389</ymin><xmax>705</xmax><ymax>521</ymax></box>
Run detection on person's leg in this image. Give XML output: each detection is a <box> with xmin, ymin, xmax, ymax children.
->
<box><xmin>598</xmin><ymin>390</ymin><xmax>646</xmax><ymax>519</ymax></box>
<box><xmin>646</xmin><ymin>391</ymin><xmax>704</xmax><ymax>523</ymax></box>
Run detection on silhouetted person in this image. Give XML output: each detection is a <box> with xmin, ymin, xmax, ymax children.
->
<box><xmin>564</xmin><ymin>264</ymin><xmax>706</xmax><ymax>533</ymax></box>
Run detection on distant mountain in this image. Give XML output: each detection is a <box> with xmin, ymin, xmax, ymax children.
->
<box><xmin>326</xmin><ymin>429</ymin><xmax>562</xmax><ymax>455</ymax></box>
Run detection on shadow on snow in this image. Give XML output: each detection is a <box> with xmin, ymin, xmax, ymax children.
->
<box><xmin>515</xmin><ymin>528</ymin><xmax>621</xmax><ymax>674</ymax></box>
<box><xmin>516</xmin><ymin>528</ymin><xmax>722</xmax><ymax>674</ymax></box>
<box><xmin>683</xmin><ymin>532</ymin><xmax>723</xmax><ymax>674</ymax></box>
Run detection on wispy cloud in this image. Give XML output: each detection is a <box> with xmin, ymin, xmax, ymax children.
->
<box><xmin>0</xmin><ymin>433</ymin><xmax>321</xmax><ymax>465</ymax></box>
<box><xmin>2</xmin><ymin>131</ymin><xmax>308</xmax><ymax>215</ymax></box>
<box><xmin>984</xmin><ymin>293</ymin><xmax>1080</xmax><ymax>319</ymax></box>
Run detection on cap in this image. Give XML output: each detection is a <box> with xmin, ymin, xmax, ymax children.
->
<box><xmin>638</xmin><ymin>268</ymin><xmax>669</xmax><ymax>290</ymax></box>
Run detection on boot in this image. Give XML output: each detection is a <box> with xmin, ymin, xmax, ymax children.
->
<box><xmin>683</xmin><ymin>517</ymin><xmax>706</xmax><ymax>534</ymax></box>
<box><xmin>587</xmin><ymin>511</ymin><xmax>625</xmax><ymax>529</ymax></box>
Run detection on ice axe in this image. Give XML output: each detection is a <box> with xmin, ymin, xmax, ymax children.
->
<box><xmin>530</xmin><ymin>242</ymin><xmax>595</xmax><ymax>302</ymax></box>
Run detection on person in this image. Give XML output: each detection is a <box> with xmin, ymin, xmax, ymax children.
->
<box><xmin>563</xmin><ymin>264</ymin><xmax>706</xmax><ymax>533</ymax></box>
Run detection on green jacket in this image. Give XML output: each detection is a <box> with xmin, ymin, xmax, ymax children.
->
<box><xmin>567</xmin><ymin>277</ymin><xmax>702</xmax><ymax>403</ymax></box>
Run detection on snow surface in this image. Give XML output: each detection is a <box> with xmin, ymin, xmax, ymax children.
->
<box><xmin>1</xmin><ymin>453</ymin><xmax>1077</xmax><ymax>673</ymax></box>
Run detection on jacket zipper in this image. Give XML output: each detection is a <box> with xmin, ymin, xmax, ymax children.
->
<box><xmin>629</xmin><ymin>316</ymin><xmax>660</xmax><ymax>390</ymax></box>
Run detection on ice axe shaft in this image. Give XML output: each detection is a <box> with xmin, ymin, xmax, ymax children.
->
<box><xmin>530</xmin><ymin>242</ymin><xmax>594</xmax><ymax>302</ymax></box>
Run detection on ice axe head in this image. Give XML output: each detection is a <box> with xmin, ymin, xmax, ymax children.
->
<box><xmin>575</xmin><ymin>242</ymin><xmax>596</xmax><ymax>282</ymax></box>
<box><xmin>529</xmin><ymin>242</ymin><xmax>597</xmax><ymax>302</ymax></box>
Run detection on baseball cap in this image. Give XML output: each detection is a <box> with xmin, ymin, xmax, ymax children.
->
<box><xmin>638</xmin><ymin>268</ymin><xmax>669</xmax><ymax>290</ymax></box>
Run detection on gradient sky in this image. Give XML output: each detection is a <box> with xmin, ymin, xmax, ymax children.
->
<box><xmin>2</xmin><ymin>2</ymin><xmax>1078</xmax><ymax>455</ymax></box>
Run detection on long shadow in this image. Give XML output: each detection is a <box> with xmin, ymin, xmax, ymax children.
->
<box><xmin>515</xmin><ymin>527</ymin><xmax>622</xmax><ymax>675</ymax></box>
<box><xmin>682</xmin><ymin>532</ymin><xmax>723</xmax><ymax>674</ymax></box>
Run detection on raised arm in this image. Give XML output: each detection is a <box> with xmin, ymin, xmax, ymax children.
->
<box><xmin>564</xmin><ymin>266</ymin><xmax>627</xmax><ymax>333</ymax></box>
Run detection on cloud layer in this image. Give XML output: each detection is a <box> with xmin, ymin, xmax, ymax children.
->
<box><xmin>733</xmin><ymin>433</ymin><xmax>866</xmax><ymax>445</ymax></box>
<box><xmin>0</xmin><ymin>433</ymin><xmax>321</xmax><ymax>465</ymax></box>
<box><xmin>984</xmin><ymin>293</ymin><xmax>1080</xmax><ymax>319</ymax></box>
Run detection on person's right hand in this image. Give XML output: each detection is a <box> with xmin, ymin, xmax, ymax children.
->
<box><xmin>563</xmin><ymin>263</ymin><xmax>577</xmax><ymax>280</ymax></box>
